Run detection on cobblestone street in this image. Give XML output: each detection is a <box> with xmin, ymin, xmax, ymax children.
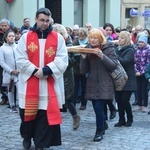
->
<box><xmin>0</xmin><ymin>95</ymin><xmax>150</xmax><ymax>150</ymax></box>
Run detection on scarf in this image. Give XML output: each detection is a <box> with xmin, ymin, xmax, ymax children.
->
<box><xmin>78</xmin><ymin>38</ymin><xmax>88</xmax><ymax>45</ymax></box>
<box><xmin>88</xmin><ymin>44</ymin><xmax>102</xmax><ymax>64</ymax></box>
<box><xmin>25</xmin><ymin>31</ymin><xmax>62</xmax><ymax>125</ymax></box>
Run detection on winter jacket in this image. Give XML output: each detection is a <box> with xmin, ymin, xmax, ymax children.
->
<box><xmin>134</xmin><ymin>45</ymin><xmax>150</xmax><ymax>75</ymax></box>
<box><xmin>80</xmin><ymin>42</ymin><xmax>117</xmax><ymax>100</ymax></box>
<box><xmin>20</xmin><ymin>25</ymin><xmax>32</xmax><ymax>33</ymax></box>
<box><xmin>0</xmin><ymin>42</ymin><xmax>18</xmax><ymax>85</ymax></box>
<box><xmin>64</xmin><ymin>37</ymin><xmax>75</xmax><ymax>100</ymax></box>
<box><xmin>116</xmin><ymin>45</ymin><xmax>136</xmax><ymax>91</ymax></box>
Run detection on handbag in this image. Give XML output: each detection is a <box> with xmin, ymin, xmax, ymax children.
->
<box><xmin>110</xmin><ymin>60</ymin><xmax>128</xmax><ymax>91</ymax></box>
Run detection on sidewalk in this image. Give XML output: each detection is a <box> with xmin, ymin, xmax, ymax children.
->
<box><xmin>0</xmin><ymin>96</ymin><xmax>150</xmax><ymax>150</ymax></box>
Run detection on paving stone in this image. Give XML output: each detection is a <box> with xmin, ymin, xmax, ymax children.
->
<box><xmin>0</xmin><ymin>95</ymin><xmax>150</xmax><ymax>150</ymax></box>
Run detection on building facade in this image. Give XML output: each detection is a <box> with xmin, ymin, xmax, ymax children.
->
<box><xmin>0</xmin><ymin>0</ymin><xmax>121</xmax><ymax>29</ymax></box>
<box><xmin>121</xmin><ymin>0</ymin><xmax>150</xmax><ymax>29</ymax></box>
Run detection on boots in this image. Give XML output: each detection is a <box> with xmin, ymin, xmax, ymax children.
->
<box><xmin>103</xmin><ymin>121</ymin><xmax>108</xmax><ymax>134</ymax></box>
<box><xmin>110</xmin><ymin>110</ymin><xmax>116</xmax><ymax>119</ymax></box>
<box><xmin>93</xmin><ymin>129</ymin><xmax>103</xmax><ymax>142</ymax></box>
<box><xmin>132</xmin><ymin>101</ymin><xmax>138</xmax><ymax>106</ymax></box>
<box><xmin>125</xmin><ymin>118</ymin><xmax>133</xmax><ymax>127</ymax></box>
<box><xmin>0</xmin><ymin>99</ymin><xmax>7</xmax><ymax>105</ymax></box>
<box><xmin>73</xmin><ymin>114</ymin><xmax>80</xmax><ymax>130</ymax></box>
<box><xmin>60</xmin><ymin>104</ymin><xmax>67</xmax><ymax>112</ymax></box>
<box><xmin>114</xmin><ymin>119</ymin><xmax>125</xmax><ymax>127</ymax></box>
<box><xmin>35</xmin><ymin>148</ymin><xmax>49</xmax><ymax>150</ymax></box>
<box><xmin>23</xmin><ymin>138</ymin><xmax>31</xmax><ymax>149</ymax></box>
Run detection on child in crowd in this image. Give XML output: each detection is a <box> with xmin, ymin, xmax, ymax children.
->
<box><xmin>0</xmin><ymin>30</ymin><xmax>19</xmax><ymax>112</ymax></box>
<box><xmin>13</xmin><ymin>27</ymin><xmax>21</xmax><ymax>43</ymax></box>
<box><xmin>103</xmin><ymin>23</ymin><xmax>117</xmax><ymax>41</ymax></box>
<box><xmin>134</xmin><ymin>35</ymin><xmax>150</xmax><ymax>112</ymax></box>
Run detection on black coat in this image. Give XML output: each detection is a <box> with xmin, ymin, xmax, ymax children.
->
<box><xmin>63</xmin><ymin>37</ymin><xmax>74</xmax><ymax>100</ymax></box>
<box><xmin>115</xmin><ymin>45</ymin><xmax>136</xmax><ymax>91</ymax></box>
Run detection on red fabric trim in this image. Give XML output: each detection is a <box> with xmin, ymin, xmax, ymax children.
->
<box><xmin>25</xmin><ymin>31</ymin><xmax>62</xmax><ymax>125</ymax></box>
<box><xmin>45</xmin><ymin>31</ymin><xmax>62</xmax><ymax>125</ymax></box>
<box><xmin>25</xmin><ymin>31</ymin><xmax>39</xmax><ymax>121</ymax></box>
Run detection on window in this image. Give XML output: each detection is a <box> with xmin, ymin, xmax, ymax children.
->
<box><xmin>126</xmin><ymin>8</ymin><xmax>131</xmax><ymax>18</ymax></box>
<box><xmin>45</xmin><ymin>0</ymin><xmax>61</xmax><ymax>24</ymax></box>
<box><xmin>74</xmin><ymin>0</ymin><xmax>83</xmax><ymax>27</ymax></box>
<box><xmin>144</xmin><ymin>7</ymin><xmax>150</xmax><ymax>30</ymax></box>
<box><xmin>126</xmin><ymin>8</ymin><xmax>138</xmax><ymax>18</ymax></box>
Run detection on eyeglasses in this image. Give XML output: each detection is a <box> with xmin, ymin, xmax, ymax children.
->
<box><xmin>37</xmin><ymin>18</ymin><xmax>50</xmax><ymax>24</ymax></box>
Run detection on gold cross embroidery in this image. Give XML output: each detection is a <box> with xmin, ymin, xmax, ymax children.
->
<box><xmin>46</xmin><ymin>47</ymin><xmax>55</xmax><ymax>57</ymax></box>
<box><xmin>28</xmin><ymin>42</ymin><xmax>38</xmax><ymax>52</ymax></box>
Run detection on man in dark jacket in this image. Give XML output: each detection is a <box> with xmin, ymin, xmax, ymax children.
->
<box><xmin>0</xmin><ymin>18</ymin><xmax>10</xmax><ymax>105</ymax></box>
<box><xmin>20</xmin><ymin>18</ymin><xmax>32</xmax><ymax>33</ymax></box>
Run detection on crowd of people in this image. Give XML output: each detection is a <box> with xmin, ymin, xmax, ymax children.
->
<box><xmin>0</xmin><ymin>7</ymin><xmax>150</xmax><ymax>150</ymax></box>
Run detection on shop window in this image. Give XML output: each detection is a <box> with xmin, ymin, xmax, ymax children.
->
<box><xmin>144</xmin><ymin>7</ymin><xmax>150</xmax><ymax>30</ymax></box>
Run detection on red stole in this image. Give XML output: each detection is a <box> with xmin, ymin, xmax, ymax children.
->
<box><xmin>25</xmin><ymin>31</ymin><xmax>62</xmax><ymax>125</ymax></box>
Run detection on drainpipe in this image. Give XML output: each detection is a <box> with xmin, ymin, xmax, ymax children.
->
<box><xmin>104</xmin><ymin>0</ymin><xmax>106</xmax><ymax>23</ymax></box>
<box><xmin>6</xmin><ymin>2</ymin><xmax>9</xmax><ymax>19</ymax></box>
<box><xmin>37</xmin><ymin>0</ymin><xmax>39</xmax><ymax>10</ymax></box>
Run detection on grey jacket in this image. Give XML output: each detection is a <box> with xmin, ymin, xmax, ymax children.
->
<box><xmin>80</xmin><ymin>42</ymin><xmax>117</xmax><ymax>100</ymax></box>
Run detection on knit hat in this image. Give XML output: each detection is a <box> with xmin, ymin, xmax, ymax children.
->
<box><xmin>138</xmin><ymin>35</ymin><xmax>148</xmax><ymax>44</ymax></box>
<box><xmin>73</xmin><ymin>24</ymin><xmax>79</xmax><ymax>30</ymax></box>
<box><xmin>65</xmin><ymin>26</ymin><xmax>72</xmax><ymax>32</ymax></box>
<box><xmin>99</xmin><ymin>27</ymin><xmax>106</xmax><ymax>36</ymax></box>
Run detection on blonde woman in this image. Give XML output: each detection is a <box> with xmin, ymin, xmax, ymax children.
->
<box><xmin>115</xmin><ymin>31</ymin><xmax>136</xmax><ymax>127</ymax></box>
<box><xmin>80</xmin><ymin>28</ymin><xmax>117</xmax><ymax>142</ymax></box>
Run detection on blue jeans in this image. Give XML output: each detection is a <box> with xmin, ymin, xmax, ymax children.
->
<box><xmin>91</xmin><ymin>99</ymin><xmax>104</xmax><ymax>130</ymax></box>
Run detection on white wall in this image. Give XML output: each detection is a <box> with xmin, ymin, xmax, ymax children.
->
<box><xmin>0</xmin><ymin>1</ymin><xmax>7</xmax><ymax>19</ymax></box>
<box><xmin>62</xmin><ymin>0</ymin><xmax>74</xmax><ymax>27</ymax></box>
<box><xmin>99</xmin><ymin>0</ymin><xmax>105</xmax><ymax>27</ymax></box>
<box><xmin>21</xmin><ymin>0</ymin><xmax>44</xmax><ymax>27</ymax></box>
<box><xmin>105</xmin><ymin>0</ymin><xmax>121</xmax><ymax>28</ymax></box>
<box><xmin>0</xmin><ymin>0</ymin><xmax>121</xmax><ymax>29</ymax></box>
<box><xmin>0</xmin><ymin>0</ymin><xmax>45</xmax><ymax>28</ymax></box>
<box><xmin>83</xmin><ymin>0</ymin><xmax>100</xmax><ymax>28</ymax></box>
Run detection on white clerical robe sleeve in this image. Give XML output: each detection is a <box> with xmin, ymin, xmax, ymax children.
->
<box><xmin>15</xmin><ymin>33</ymin><xmax>37</xmax><ymax>82</ymax></box>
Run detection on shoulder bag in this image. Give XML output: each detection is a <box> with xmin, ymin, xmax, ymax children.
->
<box><xmin>110</xmin><ymin>60</ymin><xmax>128</xmax><ymax>91</ymax></box>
